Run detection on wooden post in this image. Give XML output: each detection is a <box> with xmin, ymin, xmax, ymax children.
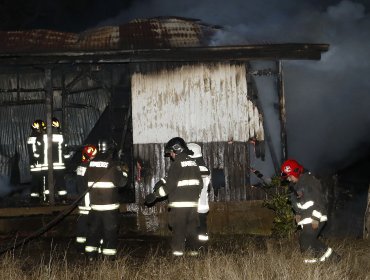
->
<box><xmin>276</xmin><ymin>60</ymin><xmax>288</xmax><ymax>162</ymax></box>
<box><xmin>246</xmin><ymin>64</ymin><xmax>280</xmax><ymax>174</ymax></box>
<box><xmin>45</xmin><ymin>68</ymin><xmax>55</xmax><ymax>205</ymax></box>
<box><xmin>364</xmin><ymin>184</ymin><xmax>370</xmax><ymax>239</ymax></box>
<box><xmin>61</xmin><ymin>73</ymin><xmax>66</xmax><ymax>140</ymax></box>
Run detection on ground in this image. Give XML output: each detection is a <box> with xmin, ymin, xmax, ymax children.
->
<box><xmin>1</xmin><ymin>232</ymin><xmax>368</xmax><ymax>262</ymax></box>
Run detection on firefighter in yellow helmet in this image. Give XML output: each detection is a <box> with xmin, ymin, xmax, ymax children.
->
<box><xmin>42</xmin><ymin>117</ymin><xmax>70</xmax><ymax>202</ymax></box>
<box><xmin>27</xmin><ymin>119</ymin><xmax>46</xmax><ymax>202</ymax></box>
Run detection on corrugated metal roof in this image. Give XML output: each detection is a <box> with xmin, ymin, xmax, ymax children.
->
<box><xmin>122</xmin><ymin>17</ymin><xmax>216</xmax><ymax>48</ymax></box>
<box><xmin>0</xmin><ymin>17</ymin><xmax>219</xmax><ymax>52</ymax></box>
<box><xmin>77</xmin><ymin>26</ymin><xmax>120</xmax><ymax>50</ymax></box>
<box><xmin>0</xmin><ymin>29</ymin><xmax>78</xmax><ymax>52</ymax></box>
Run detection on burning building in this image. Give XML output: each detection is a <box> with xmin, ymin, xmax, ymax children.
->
<box><xmin>0</xmin><ymin>17</ymin><xmax>329</xmax><ymax>236</ymax></box>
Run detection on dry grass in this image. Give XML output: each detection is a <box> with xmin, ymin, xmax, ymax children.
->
<box><xmin>0</xmin><ymin>236</ymin><xmax>369</xmax><ymax>280</ymax></box>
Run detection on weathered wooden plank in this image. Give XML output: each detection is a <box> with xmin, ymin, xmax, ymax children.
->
<box><xmin>131</xmin><ymin>63</ymin><xmax>264</xmax><ymax>144</ymax></box>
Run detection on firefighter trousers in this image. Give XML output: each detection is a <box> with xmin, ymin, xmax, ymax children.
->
<box><xmin>53</xmin><ymin>169</ymin><xmax>67</xmax><ymax>198</ymax></box>
<box><xmin>299</xmin><ymin>223</ymin><xmax>333</xmax><ymax>260</ymax></box>
<box><xmin>85</xmin><ymin>209</ymin><xmax>119</xmax><ymax>258</ymax></box>
<box><xmin>168</xmin><ymin>207</ymin><xmax>199</xmax><ymax>254</ymax></box>
<box><xmin>198</xmin><ymin>212</ymin><xmax>208</xmax><ymax>238</ymax></box>
<box><xmin>76</xmin><ymin>212</ymin><xmax>91</xmax><ymax>253</ymax></box>
<box><xmin>30</xmin><ymin>170</ymin><xmax>44</xmax><ymax>199</ymax></box>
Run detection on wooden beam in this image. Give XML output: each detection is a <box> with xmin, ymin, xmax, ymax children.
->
<box><xmin>45</xmin><ymin>67</ymin><xmax>55</xmax><ymax>205</ymax></box>
<box><xmin>0</xmin><ymin>43</ymin><xmax>329</xmax><ymax>66</ymax></box>
<box><xmin>277</xmin><ymin>60</ymin><xmax>288</xmax><ymax>162</ymax></box>
<box><xmin>0</xmin><ymin>99</ymin><xmax>45</xmax><ymax>106</ymax></box>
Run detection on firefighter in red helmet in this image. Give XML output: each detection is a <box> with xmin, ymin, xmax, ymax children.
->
<box><xmin>84</xmin><ymin>138</ymin><xmax>128</xmax><ymax>260</ymax></box>
<box><xmin>75</xmin><ymin>144</ymin><xmax>97</xmax><ymax>253</ymax></box>
<box><xmin>281</xmin><ymin>159</ymin><xmax>340</xmax><ymax>263</ymax></box>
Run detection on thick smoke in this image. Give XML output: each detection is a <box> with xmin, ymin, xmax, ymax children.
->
<box><xmin>98</xmin><ymin>0</ymin><xmax>370</xmax><ymax>174</ymax></box>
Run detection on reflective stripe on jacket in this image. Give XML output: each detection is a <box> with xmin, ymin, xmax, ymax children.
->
<box><xmin>292</xmin><ymin>173</ymin><xmax>328</xmax><ymax>224</ymax></box>
<box><xmin>158</xmin><ymin>152</ymin><xmax>203</xmax><ymax>208</ymax></box>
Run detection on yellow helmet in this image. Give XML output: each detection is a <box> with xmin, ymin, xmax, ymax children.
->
<box><xmin>31</xmin><ymin>119</ymin><xmax>45</xmax><ymax>131</ymax></box>
<box><xmin>52</xmin><ymin>117</ymin><xmax>60</xmax><ymax>128</ymax></box>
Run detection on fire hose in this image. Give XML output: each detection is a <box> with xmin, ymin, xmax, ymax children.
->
<box><xmin>0</xmin><ymin>175</ymin><xmax>102</xmax><ymax>256</ymax></box>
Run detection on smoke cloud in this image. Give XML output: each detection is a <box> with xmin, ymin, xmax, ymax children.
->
<box><xmin>98</xmin><ymin>0</ymin><xmax>370</xmax><ymax>174</ymax></box>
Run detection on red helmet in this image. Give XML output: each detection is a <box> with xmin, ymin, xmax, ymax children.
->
<box><xmin>82</xmin><ymin>144</ymin><xmax>97</xmax><ymax>163</ymax></box>
<box><xmin>281</xmin><ymin>159</ymin><xmax>304</xmax><ymax>179</ymax></box>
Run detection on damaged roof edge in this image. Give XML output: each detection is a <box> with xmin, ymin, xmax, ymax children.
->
<box><xmin>0</xmin><ymin>43</ymin><xmax>329</xmax><ymax>66</ymax></box>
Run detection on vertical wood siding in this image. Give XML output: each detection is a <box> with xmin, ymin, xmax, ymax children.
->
<box><xmin>131</xmin><ymin>63</ymin><xmax>264</xmax><ymax>144</ymax></box>
<box><xmin>131</xmin><ymin>62</ymin><xmax>266</xmax><ymax>202</ymax></box>
<box><xmin>132</xmin><ymin>142</ymin><xmax>267</xmax><ymax>206</ymax></box>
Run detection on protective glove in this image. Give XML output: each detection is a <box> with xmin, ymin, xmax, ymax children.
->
<box><xmin>253</xmin><ymin>169</ymin><xmax>264</xmax><ymax>178</ymax></box>
<box><xmin>116</xmin><ymin>163</ymin><xmax>129</xmax><ymax>173</ymax></box>
<box><xmin>120</xmin><ymin>163</ymin><xmax>129</xmax><ymax>174</ymax></box>
<box><xmin>153</xmin><ymin>179</ymin><xmax>166</xmax><ymax>192</ymax></box>
<box><xmin>144</xmin><ymin>193</ymin><xmax>157</xmax><ymax>206</ymax></box>
<box><xmin>311</xmin><ymin>220</ymin><xmax>319</xmax><ymax>230</ymax></box>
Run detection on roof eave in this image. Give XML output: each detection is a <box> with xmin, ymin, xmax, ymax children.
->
<box><xmin>0</xmin><ymin>43</ymin><xmax>329</xmax><ymax>66</ymax></box>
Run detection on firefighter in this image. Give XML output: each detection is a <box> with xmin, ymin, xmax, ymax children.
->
<box><xmin>281</xmin><ymin>159</ymin><xmax>340</xmax><ymax>263</ymax></box>
<box><xmin>27</xmin><ymin>119</ymin><xmax>46</xmax><ymax>202</ymax></box>
<box><xmin>41</xmin><ymin>117</ymin><xmax>70</xmax><ymax>202</ymax></box>
<box><xmin>145</xmin><ymin>137</ymin><xmax>203</xmax><ymax>256</ymax></box>
<box><xmin>84</xmin><ymin>138</ymin><xmax>128</xmax><ymax>260</ymax></box>
<box><xmin>187</xmin><ymin>143</ymin><xmax>211</xmax><ymax>242</ymax></box>
<box><xmin>75</xmin><ymin>144</ymin><xmax>97</xmax><ymax>253</ymax></box>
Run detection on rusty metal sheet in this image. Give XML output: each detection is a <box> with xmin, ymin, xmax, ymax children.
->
<box><xmin>0</xmin><ymin>29</ymin><xmax>77</xmax><ymax>52</ymax></box>
<box><xmin>120</xmin><ymin>17</ymin><xmax>215</xmax><ymax>49</ymax></box>
<box><xmin>0</xmin><ymin>17</ymin><xmax>218</xmax><ymax>53</ymax></box>
<box><xmin>77</xmin><ymin>26</ymin><xmax>120</xmax><ymax>50</ymax></box>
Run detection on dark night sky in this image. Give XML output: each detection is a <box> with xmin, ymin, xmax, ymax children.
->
<box><xmin>0</xmin><ymin>0</ymin><xmax>135</xmax><ymax>32</ymax></box>
<box><xmin>1</xmin><ymin>0</ymin><xmax>370</xmax><ymax>175</ymax></box>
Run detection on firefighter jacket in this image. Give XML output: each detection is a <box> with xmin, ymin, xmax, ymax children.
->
<box><xmin>193</xmin><ymin>156</ymin><xmax>211</xmax><ymax>213</ymax></box>
<box><xmin>193</xmin><ymin>156</ymin><xmax>211</xmax><ymax>187</ymax></box>
<box><xmin>290</xmin><ymin>172</ymin><xmax>328</xmax><ymax>227</ymax></box>
<box><xmin>85</xmin><ymin>152</ymin><xmax>128</xmax><ymax>211</ymax></box>
<box><xmin>156</xmin><ymin>152</ymin><xmax>203</xmax><ymax>208</ymax></box>
<box><xmin>76</xmin><ymin>161</ymin><xmax>91</xmax><ymax>215</ymax></box>
<box><xmin>27</xmin><ymin>131</ymin><xmax>44</xmax><ymax>172</ymax></box>
<box><xmin>41</xmin><ymin>128</ymin><xmax>70</xmax><ymax>171</ymax></box>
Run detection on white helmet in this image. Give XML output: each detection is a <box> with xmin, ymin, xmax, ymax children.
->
<box><xmin>187</xmin><ymin>143</ymin><xmax>202</xmax><ymax>158</ymax></box>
